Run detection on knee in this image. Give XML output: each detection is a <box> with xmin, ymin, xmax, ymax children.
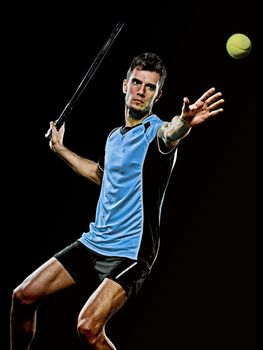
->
<box><xmin>77</xmin><ymin>314</ymin><xmax>102</xmax><ymax>345</ymax></box>
<box><xmin>12</xmin><ymin>280</ymin><xmax>37</xmax><ymax>307</ymax></box>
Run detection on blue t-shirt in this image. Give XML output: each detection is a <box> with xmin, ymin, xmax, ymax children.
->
<box><xmin>79</xmin><ymin>114</ymin><xmax>177</xmax><ymax>269</ymax></box>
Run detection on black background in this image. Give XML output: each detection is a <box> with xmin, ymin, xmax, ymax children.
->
<box><xmin>2</xmin><ymin>1</ymin><xmax>256</xmax><ymax>349</ymax></box>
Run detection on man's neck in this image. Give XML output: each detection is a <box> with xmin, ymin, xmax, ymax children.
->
<box><xmin>125</xmin><ymin>113</ymin><xmax>150</xmax><ymax>127</ymax></box>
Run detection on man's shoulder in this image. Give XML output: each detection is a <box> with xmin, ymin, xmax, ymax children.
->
<box><xmin>107</xmin><ymin>126</ymin><xmax>120</xmax><ymax>137</ymax></box>
<box><xmin>143</xmin><ymin>114</ymin><xmax>164</xmax><ymax>135</ymax></box>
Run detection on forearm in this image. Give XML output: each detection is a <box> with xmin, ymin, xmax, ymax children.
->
<box><xmin>159</xmin><ymin>115</ymin><xmax>192</xmax><ymax>146</ymax></box>
<box><xmin>52</xmin><ymin>144</ymin><xmax>102</xmax><ymax>185</ymax></box>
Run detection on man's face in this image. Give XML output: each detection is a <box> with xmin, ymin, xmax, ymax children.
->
<box><xmin>123</xmin><ymin>68</ymin><xmax>162</xmax><ymax>116</ymax></box>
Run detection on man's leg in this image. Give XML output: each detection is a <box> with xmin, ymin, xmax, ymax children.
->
<box><xmin>77</xmin><ymin>277</ymin><xmax>128</xmax><ymax>350</ymax></box>
<box><xmin>10</xmin><ymin>257</ymin><xmax>75</xmax><ymax>350</ymax></box>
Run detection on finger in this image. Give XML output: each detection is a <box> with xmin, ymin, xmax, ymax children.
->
<box><xmin>199</xmin><ymin>87</ymin><xmax>216</xmax><ymax>102</ymax></box>
<box><xmin>182</xmin><ymin>97</ymin><xmax>190</xmax><ymax>112</ymax></box>
<box><xmin>208</xmin><ymin>108</ymin><xmax>224</xmax><ymax>117</ymax></box>
<box><xmin>45</xmin><ymin>121</ymin><xmax>56</xmax><ymax>139</ymax></box>
<box><xmin>205</xmin><ymin>92</ymin><xmax>223</xmax><ymax>106</ymax></box>
<box><xmin>45</xmin><ymin>130</ymin><xmax>51</xmax><ymax>139</ymax></box>
<box><xmin>208</xmin><ymin>98</ymin><xmax>225</xmax><ymax>111</ymax></box>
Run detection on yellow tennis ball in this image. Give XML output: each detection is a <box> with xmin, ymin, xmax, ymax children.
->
<box><xmin>226</xmin><ymin>33</ymin><xmax>252</xmax><ymax>59</ymax></box>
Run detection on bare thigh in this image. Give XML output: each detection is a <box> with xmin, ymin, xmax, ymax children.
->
<box><xmin>15</xmin><ymin>257</ymin><xmax>76</xmax><ymax>303</ymax></box>
<box><xmin>78</xmin><ymin>277</ymin><xmax>128</xmax><ymax>326</ymax></box>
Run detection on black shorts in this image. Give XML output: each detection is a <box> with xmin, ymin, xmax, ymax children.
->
<box><xmin>54</xmin><ymin>240</ymin><xmax>150</xmax><ymax>298</ymax></box>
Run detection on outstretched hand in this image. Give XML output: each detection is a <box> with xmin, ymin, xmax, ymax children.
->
<box><xmin>180</xmin><ymin>87</ymin><xmax>224</xmax><ymax>127</ymax></box>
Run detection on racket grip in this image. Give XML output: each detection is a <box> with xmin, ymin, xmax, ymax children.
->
<box><xmin>45</xmin><ymin>103</ymin><xmax>73</xmax><ymax>141</ymax></box>
<box><xmin>55</xmin><ymin>103</ymin><xmax>73</xmax><ymax>130</ymax></box>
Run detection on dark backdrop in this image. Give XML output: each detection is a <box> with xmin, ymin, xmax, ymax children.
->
<box><xmin>2</xmin><ymin>1</ymin><xmax>256</xmax><ymax>349</ymax></box>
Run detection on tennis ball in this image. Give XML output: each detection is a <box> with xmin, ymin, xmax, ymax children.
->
<box><xmin>226</xmin><ymin>33</ymin><xmax>252</xmax><ymax>59</ymax></box>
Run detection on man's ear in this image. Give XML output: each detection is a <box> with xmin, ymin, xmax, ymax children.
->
<box><xmin>154</xmin><ymin>90</ymin><xmax>163</xmax><ymax>103</ymax></box>
<box><xmin>122</xmin><ymin>79</ymin><xmax>127</xmax><ymax>93</ymax></box>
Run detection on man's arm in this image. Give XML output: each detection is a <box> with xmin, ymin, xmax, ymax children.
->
<box><xmin>45</xmin><ymin>121</ymin><xmax>102</xmax><ymax>185</ymax></box>
<box><xmin>158</xmin><ymin>87</ymin><xmax>224</xmax><ymax>147</ymax></box>
<box><xmin>158</xmin><ymin>116</ymin><xmax>191</xmax><ymax>148</ymax></box>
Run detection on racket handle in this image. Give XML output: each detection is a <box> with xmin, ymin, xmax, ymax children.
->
<box><xmin>45</xmin><ymin>103</ymin><xmax>72</xmax><ymax>140</ymax></box>
<box><xmin>55</xmin><ymin>103</ymin><xmax>73</xmax><ymax>130</ymax></box>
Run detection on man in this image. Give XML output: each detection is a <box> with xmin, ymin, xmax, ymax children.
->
<box><xmin>10</xmin><ymin>52</ymin><xmax>224</xmax><ymax>349</ymax></box>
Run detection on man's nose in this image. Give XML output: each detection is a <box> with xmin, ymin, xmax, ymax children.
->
<box><xmin>137</xmin><ymin>84</ymin><xmax>146</xmax><ymax>96</ymax></box>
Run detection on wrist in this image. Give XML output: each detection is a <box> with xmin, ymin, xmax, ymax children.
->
<box><xmin>179</xmin><ymin>116</ymin><xmax>191</xmax><ymax>128</ymax></box>
<box><xmin>51</xmin><ymin>141</ymin><xmax>64</xmax><ymax>154</ymax></box>
<box><xmin>167</xmin><ymin>115</ymin><xmax>191</xmax><ymax>142</ymax></box>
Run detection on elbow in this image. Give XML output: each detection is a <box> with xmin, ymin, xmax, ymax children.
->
<box><xmin>91</xmin><ymin>167</ymin><xmax>102</xmax><ymax>186</ymax></box>
<box><xmin>93</xmin><ymin>176</ymin><xmax>102</xmax><ymax>186</ymax></box>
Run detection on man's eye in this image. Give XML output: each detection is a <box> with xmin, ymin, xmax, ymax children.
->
<box><xmin>132</xmin><ymin>80</ymin><xmax>140</xmax><ymax>85</ymax></box>
<box><xmin>146</xmin><ymin>85</ymin><xmax>156</xmax><ymax>91</ymax></box>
